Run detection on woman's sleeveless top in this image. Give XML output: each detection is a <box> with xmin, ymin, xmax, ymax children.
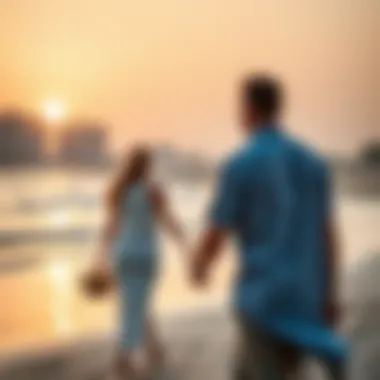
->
<box><xmin>113</xmin><ymin>182</ymin><xmax>158</xmax><ymax>275</ymax></box>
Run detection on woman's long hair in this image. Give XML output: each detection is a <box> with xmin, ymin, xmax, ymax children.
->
<box><xmin>107</xmin><ymin>146</ymin><xmax>152</xmax><ymax>211</ymax></box>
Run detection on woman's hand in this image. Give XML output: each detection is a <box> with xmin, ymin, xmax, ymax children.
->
<box><xmin>81</xmin><ymin>250</ymin><xmax>114</xmax><ymax>298</ymax></box>
<box><xmin>93</xmin><ymin>250</ymin><xmax>112</xmax><ymax>277</ymax></box>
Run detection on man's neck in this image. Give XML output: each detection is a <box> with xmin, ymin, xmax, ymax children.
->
<box><xmin>252</xmin><ymin>120</ymin><xmax>278</xmax><ymax>133</ymax></box>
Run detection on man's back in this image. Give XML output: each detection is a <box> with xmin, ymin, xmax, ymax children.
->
<box><xmin>212</xmin><ymin>129</ymin><xmax>329</xmax><ymax>327</ymax></box>
<box><xmin>210</xmin><ymin>128</ymin><xmax>346</xmax><ymax>364</ymax></box>
<box><xmin>193</xmin><ymin>76</ymin><xmax>346</xmax><ymax>378</ymax></box>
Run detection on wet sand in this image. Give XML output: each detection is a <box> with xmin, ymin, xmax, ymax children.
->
<box><xmin>0</xmin><ymin>307</ymin><xmax>325</xmax><ymax>380</ymax></box>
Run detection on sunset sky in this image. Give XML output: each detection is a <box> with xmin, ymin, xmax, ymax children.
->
<box><xmin>1</xmin><ymin>0</ymin><xmax>379</xmax><ymax>157</ymax></box>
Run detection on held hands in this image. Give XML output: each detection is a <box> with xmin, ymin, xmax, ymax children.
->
<box><xmin>189</xmin><ymin>253</ymin><xmax>209</xmax><ymax>289</ymax></box>
<box><xmin>188</xmin><ymin>226</ymin><xmax>224</xmax><ymax>289</ymax></box>
<box><xmin>177</xmin><ymin>234</ymin><xmax>209</xmax><ymax>288</ymax></box>
<box><xmin>190</xmin><ymin>263</ymin><xmax>208</xmax><ymax>288</ymax></box>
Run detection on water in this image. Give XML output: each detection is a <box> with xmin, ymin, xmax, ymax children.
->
<box><xmin>0</xmin><ymin>170</ymin><xmax>378</xmax><ymax>353</ymax></box>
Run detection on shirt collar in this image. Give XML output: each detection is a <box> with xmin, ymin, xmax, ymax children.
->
<box><xmin>250</xmin><ymin>123</ymin><xmax>281</xmax><ymax>140</ymax></box>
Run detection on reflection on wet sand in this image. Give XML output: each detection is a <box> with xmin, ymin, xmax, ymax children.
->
<box><xmin>0</xmin><ymin>252</ymin><xmax>233</xmax><ymax>353</ymax></box>
<box><xmin>47</xmin><ymin>259</ymin><xmax>75</xmax><ymax>336</ymax></box>
<box><xmin>0</xmin><ymin>255</ymin><xmax>111</xmax><ymax>351</ymax></box>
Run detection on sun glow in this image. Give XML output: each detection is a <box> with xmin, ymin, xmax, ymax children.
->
<box><xmin>43</xmin><ymin>100</ymin><xmax>66</xmax><ymax>124</ymax></box>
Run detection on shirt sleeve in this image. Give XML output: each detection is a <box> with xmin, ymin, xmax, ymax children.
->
<box><xmin>209</xmin><ymin>158</ymin><xmax>243</xmax><ymax>230</ymax></box>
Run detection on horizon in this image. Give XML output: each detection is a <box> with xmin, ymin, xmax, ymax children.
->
<box><xmin>0</xmin><ymin>106</ymin><xmax>379</xmax><ymax>163</ymax></box>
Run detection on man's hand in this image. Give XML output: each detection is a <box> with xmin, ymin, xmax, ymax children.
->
<box><xmin>190</xmin><ymin>257</ymin><xmax>209</xmax><ymax>288</ymax></box>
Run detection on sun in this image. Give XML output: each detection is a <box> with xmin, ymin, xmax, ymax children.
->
<box><xmin>43</xmin><ymin>99</ymin><xmax>66</xmax><ymax>123</ymax></box>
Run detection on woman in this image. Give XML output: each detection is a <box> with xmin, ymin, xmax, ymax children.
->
<box><xmin>97</xmin><ymin>146</ymin><xmax>185</xmax><ymax>379</ymax></box>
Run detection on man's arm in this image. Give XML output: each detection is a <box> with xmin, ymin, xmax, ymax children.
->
<box><xmin>190</xmin><ymin>226</ymin><xmax>228</xmax><ymax>286</ymax></box>
<box><xmin>190</xmin><ymin>157</ymin><xmax>242</xmax><ymax>287</ymax></box>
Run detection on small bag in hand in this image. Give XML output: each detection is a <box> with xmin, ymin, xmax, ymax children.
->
<box><xmin>80</xmin><ymin>265</ymin><xmax>114</xmax><ymax>299</ymax></box>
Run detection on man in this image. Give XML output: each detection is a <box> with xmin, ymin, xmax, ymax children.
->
<box><xmin>191</xmin><ymin>74</ymin><xmax>347</xmax><ymax>379</ymax></box>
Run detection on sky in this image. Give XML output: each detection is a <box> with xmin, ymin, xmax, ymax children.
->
<box><xmin>0</xmin><ymin>0</ymin><xmax>379</xmax><ymax>157</ymax></box>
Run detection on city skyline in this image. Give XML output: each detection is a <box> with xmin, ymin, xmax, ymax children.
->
<box><xmin>0</xmin><ymin>109</ymin><xmax>216</xmax><ymax>180</ymax></box>
<box><xmin>0</xmin><ymin>110</ymin><xmax>110</xmax><ymax>167</ymax></box>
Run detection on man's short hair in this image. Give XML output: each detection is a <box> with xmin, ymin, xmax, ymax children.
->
<box><xmin>241</xmin><ymin>74</ymin><xmax>283</xmax><ymax>118</ymax></box>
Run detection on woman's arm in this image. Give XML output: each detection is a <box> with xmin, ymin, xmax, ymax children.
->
<box><xmin>150</xmin><ymin>185</ymin><xmax>186</xmax><ymax>248</ymax></box>
<box><xmin>96</xmin><ymin>201</ymin><xmax>121</xmax><ymax>268</ymax></box>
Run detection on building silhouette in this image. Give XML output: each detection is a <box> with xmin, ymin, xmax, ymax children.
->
<box><xmin>58</xmin><ymin>123</ymin><xmax>110</xmax><ymax>167</ymax></box>
<box><xmin>0</xmin><ymin>111</ymin><xmax>44</xmax><ymax>166</ymax></box>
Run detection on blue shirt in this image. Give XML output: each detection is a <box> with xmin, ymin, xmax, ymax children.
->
<box><xmin>210</xmin><ymin>127</ymin><xmax>347</xmax><ymax>361</ymax></box>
